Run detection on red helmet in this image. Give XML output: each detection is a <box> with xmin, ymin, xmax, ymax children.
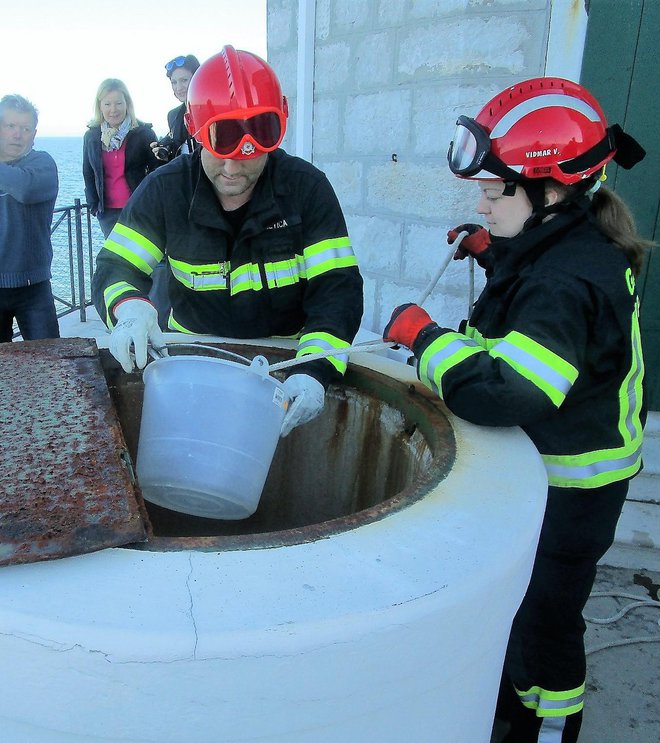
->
<box><xmin>185</xmin><ymin>45</ymin><xmax>288</xmax><ymax>160</ymax></box>
<box><xmin>448</xmin><ymin>77</ymin><xmax>642</xmax><ymax>185</ymax></box>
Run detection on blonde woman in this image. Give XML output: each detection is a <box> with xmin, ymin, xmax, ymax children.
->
<box><xmin>83</xmin><ymin>79</ymin><xmax>159</xmax><ymax>237</ymax></box>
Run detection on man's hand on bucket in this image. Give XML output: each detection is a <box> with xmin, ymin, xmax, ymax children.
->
<box><xmin>109</xmin><ymin>299</ymin><xmax>168</xmax><ymax>373</ymax></box>
<box><xmin>280</xmin><ymin>374</ymin><xmax>325</xmax><ymax>437</ymax></box>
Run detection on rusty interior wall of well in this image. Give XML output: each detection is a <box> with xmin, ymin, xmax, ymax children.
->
<box><xmin>100</xmin><ymin>345</ymin><xmax>456</xmax><ymax>542</ymax></box>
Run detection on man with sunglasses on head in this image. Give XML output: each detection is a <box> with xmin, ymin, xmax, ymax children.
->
<box><xmin>92</xmin><ymin>46</ymin><xmax>363</xmax><ymax>437</ymax></box>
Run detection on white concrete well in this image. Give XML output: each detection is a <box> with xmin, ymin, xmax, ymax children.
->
<box><xmin>0</xmin><ymin>343</ymin><xmax>547</xmax><ymax>743</ymax></box>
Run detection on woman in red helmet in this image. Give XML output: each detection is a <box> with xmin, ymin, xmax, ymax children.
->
<box><xmin>383</xmin><ymin>78</ymin><xmax>651</xmax><ymax>743</ymax></box>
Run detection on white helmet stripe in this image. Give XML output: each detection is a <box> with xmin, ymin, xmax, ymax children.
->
<box><xmin>490</xmin><ymin>94</ymin><xmax>602</xmax><ymax>140</ymax></box>
<box><xmin>471</xmin><ymin>163</ymin><xmax>524</xmax><ymax>180</ymax></box>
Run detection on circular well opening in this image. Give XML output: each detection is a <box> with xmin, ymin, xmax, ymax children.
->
<box><xmin>101</xmin><ymin>345</ymin><xmax>456</xmax><ymax>550</ymax></box>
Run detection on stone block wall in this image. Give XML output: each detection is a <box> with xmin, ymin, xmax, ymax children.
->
<box><xmin>268</xmin><ymin>0</ymin><xmax>556</xmax><ymax>334</ymax></box>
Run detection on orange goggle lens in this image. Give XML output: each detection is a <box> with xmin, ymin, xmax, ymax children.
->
<box><xmin>202</xmin><ymin>111</ymin><xmax>284</xmax><ymax>158</ymax></box>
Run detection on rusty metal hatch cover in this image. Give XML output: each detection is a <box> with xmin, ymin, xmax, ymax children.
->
<box><xmin>0</xmin><ymin>338</ymin><xmax>147</xmax><ymax>567</ymax></box>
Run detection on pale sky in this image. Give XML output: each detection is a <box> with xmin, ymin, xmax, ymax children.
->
<box><xmin>5</xmin><ymin>0</ymin><xmax>268</xmax><ymax>137</ymax></box>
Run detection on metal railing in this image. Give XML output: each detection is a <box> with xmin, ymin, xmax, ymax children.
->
<box><xmin>14</xmin><ymin>202</ymin><xmax>480</xmax><ymax>338</ymax></box>
<box><xmin>11</xmin><ymin>200</ymin><xmax>100</xmax><ymax>339</ymax></box>
<box><xmin>50</xmin><ymin>199</ymin><xmax>98</xmax><ymax>323</ymax></box>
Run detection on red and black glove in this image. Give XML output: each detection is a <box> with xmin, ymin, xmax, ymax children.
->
<box><xmin>447</xmin><ymin>223</ymin><xmax>490</xmax><ymax>261</ymax></box>
<box><xmin>383</xmin><ymin>303</ymin><xmax>435</xmax><ymax>350</ymax></box>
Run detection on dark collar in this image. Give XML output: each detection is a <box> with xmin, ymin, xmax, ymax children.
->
<box><xmin>489</xmin><ymin>200</ymin><xmax>591</xmax><ymax>275</ymax></box>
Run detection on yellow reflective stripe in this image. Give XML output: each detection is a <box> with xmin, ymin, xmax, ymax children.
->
<box><xmin>297</xmin><ymin>331</ymin><xmax>350</xmax><ymax>374</ymax></box>
<box><xmin>517</xmin><ymin>683</ymin><xmax>585</xmax><ymax>717</ymax></box>
<box><xmin>167</xmin><ymin>313</ymin><xmax>198</xmax><ymax>334</ymax></box>
<box><xmin>104</xmin><ymin>223</ymin><xmax>163</xmax><ymax>275</ymax></box>
<box><xmin>102</xmin><ymin>281</ymin><xmax>140</xmax><ymax>328</ymax></box>
<box><xmin>230</xmin><ymin>262</ymin><xmax>263</xmax><ymax>295</ymax></box>
<box><xmin>618</xmin><ymin>298</ymin><xmax>645</xmax><ymax>444</ymax></box>
<box><xmin>418</xmin><ymin>333</ymin><xmax>484</xmax><ymax>398</ymax></box>
<box><xmin>544</xmin><ymin>298</ymin><xmax>644</xmax><ymax>489</ymax></box>
<box><xmin>264</xmin><ymin>255</ymin><xmax>306</xmax><ymax>288</ymax></box>
<box><xmin>464</xmin><ymin>323</ymin><xmax>498</xmax><ymax>350</ymax></box>
<box><xmin>491</xmin><ymin>331</ymin><xmax>578</xmax><ymax>407</ymax></box>
<box><xmin>304</xmin><ymin>237</ymin><xmax>357</xmax><ymax>280</ymax></box>
<box><xmin>543</xmin><ymin>435</ymin><xmax>643</xmax><ymax>488</ymax></box>
<box><xmin>168</xmin><ymin>257</ymin><xmax>229</xmax><ymax>291</ymax></box>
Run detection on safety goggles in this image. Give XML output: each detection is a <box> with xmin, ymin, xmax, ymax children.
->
<box><xmin>447</xmin><ymin>115</ymin><xmax>520</xmax><ymax>180</ymax></box>
<box><xmin>165</xmin><ymin>56</ymin><xmax>187</xmax><ymax>72</ymax></box>
<box><xmin>196</xmin><ymin>108</ymin><xmax>286</xmax><ymax>159</ymax></box>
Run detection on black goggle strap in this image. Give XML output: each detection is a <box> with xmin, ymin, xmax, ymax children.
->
<box><xmin>559</xmin><ymin>124</ymin><xmax>646</xmax><ymax>175</ymax></box>
<box><xmin>478</xmin><ymin>150</ymin><xmax>527</xmax><ymax>183</ymax></box>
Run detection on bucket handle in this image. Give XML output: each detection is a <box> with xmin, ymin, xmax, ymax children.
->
<box><xmin>157</xmin><ymin>343</ymin><xmax>252</xmax><ymax>366</ymax></box>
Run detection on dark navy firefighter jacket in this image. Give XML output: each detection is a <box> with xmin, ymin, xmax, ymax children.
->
<box><xmin>91</xmin><ymin>148</ymin><xmax>364</xmax><ymax>389</ymax></box>
<box><xmin>410</xmin><ymin>204</ymin><xmax>645</xmax><ymax>490</ymax></box>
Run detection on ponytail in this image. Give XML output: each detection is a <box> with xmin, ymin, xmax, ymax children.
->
<box><xmin>590</xmin><ymin>186</ymin><xmax>654</xmax><ymax>277</ymax></box>
<box><xmin>547</xmin><ymin>180</ymin><xmax>654</xmax><ymax>277</ymax></box>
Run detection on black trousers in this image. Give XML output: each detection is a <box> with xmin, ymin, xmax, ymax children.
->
<box><xmin>496</xmin><ymin>480</ymin><xmax>629</xmax><ymax>743</ymax></box>
<box><xmin>0</xmin><ymin>280</ymin><xmax>60</xmax><ymax>342</ymax></box>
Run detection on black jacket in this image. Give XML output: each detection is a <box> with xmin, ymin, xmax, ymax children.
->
<box><xmin>166</xmin><ymin>104</ymin><xmax>198</xmax><ymax>156</ymax></box>
<box><xmin>91</xmin><ymin>148</ymin><xmax>364</xmax><ymax>387</ymax></box>
<box><xmin>413</xmin><ymin>204</ymin><xmax>645</xmax><ymax>489</ymax></box>
<box><xmin>82</xmin><ymin>121</ymin><xmax>160</xmax><ymax>215</ymax></box>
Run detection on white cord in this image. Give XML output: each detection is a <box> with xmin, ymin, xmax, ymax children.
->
<box><xmin>416</xmin><ymin>231</ymin><xmax>468</xmax><ymax>306</ymax></box>
<box><xmin>267</xmin><ymin>339</ymin><xmax>396</xmax><ymax>372</ymax></box>
<box><xmin>584</xmin><ymin>591</ymin><xmax>660</xmax><ymax>656</ymax></box>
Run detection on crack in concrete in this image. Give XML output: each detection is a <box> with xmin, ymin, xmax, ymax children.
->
<box><xmin>186</xmin><ymin>553</ymin><xmax>199</xmax><ymax>659</ymax></box>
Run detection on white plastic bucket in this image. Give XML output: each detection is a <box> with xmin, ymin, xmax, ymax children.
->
<box><xmin>136</xmin><ymin>352</ymin><xmax>288</xmax><ymax>519</ymax></box>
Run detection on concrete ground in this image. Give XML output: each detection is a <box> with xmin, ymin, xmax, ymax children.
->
<box><xmin>492</xmin><ymin>548</ymin><xmax>660</xmax><ymax>743</ymax></box>
<box><xmin>580</xmin><ymin>552</ymin><xmax>660</xmax><ymax>743</ymax></box>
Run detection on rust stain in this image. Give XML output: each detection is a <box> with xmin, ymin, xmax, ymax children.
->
<box><xmin>0</xmin><ymin>338</ymin><xmax>147</xmax><ymax>567</ymax></box>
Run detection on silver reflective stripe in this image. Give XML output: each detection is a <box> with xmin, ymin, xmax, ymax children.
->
<box><xmin>109</xmin><ymin>230</ymin><xmax>161</xmax><ymax>271</ymax></box>
<box><xmin>305</xmin><ymin>244</ymin><xmax>354</xmax><ymax>272</ymax></box>
<box><xmin>623</xmin><ymin>315</ymin><xmax>644</xmax><ymax>439</ymax></box>
<box><xmin>191</xmin><ymin>273</ymin><xmax>227</xmax><ymax>289</ymax></box>
<box><xmin>544</xmin><ymin>448</ymin><xmax>642</xmax><ymax>482</ymax></box>
<box><xmin>491</xmin><ymin>95</ymin><xmax>601</xmax><ymax>139</ymax></box>
<box><xmin>298</xmin><ymin>337</ymin><xmax>349</xmax><ymax>365</ymax></box>
<box><xmin>425</xmin><ymin>337</ymin><xmax>480</xmax><ymax>396</ymax></box>
<box><xmin>493</xmin><ymin>339</ymin><xmax>573</xmax><ymax>396</ymax></box>
<box><xmin>168</xmin><ymin>263</ymin><xmax>228</xmax><ymax>290</ymax></box>
<box><xmin>265</xmin><ymin>262</ymin><xmax>301</xmax><ymax>285</ymax></box>
<box><xmin>230</xmin><ymin>264</ymin><xmax>262</xmax><ymax>293</ymax></box>
<box><xmin>538</xmin><ymin>715</ymin><xmax>567</xmax><ymax>742</ymax></box>
<box><xmin>519</xmin><ymin>689</ymin><xmax>584</xmax><ymax>712</ymax></box>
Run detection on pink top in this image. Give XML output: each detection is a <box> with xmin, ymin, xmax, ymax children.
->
<box><xmin>102</xmin><ymin>146</ymin><xmax>132</xmax><ymax>209</ymax></box>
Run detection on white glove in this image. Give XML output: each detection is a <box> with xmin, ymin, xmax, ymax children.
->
<box><xmin>109</xmin><ymin>299</ymin><xmax>167</xmax><ymax>373</ymax></box>
<box><xmin>280</xmin><ymin>374</ymin><xmax>325</xmax><ymax>437</ymax></box>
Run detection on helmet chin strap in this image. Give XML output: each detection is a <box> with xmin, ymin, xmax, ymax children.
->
<box><xmin>500</xmin><ymin>179</ymin><xmax>548</xmax><ymax>231</ymax></box>
<box><xmin>515</xmin><ymin>177</ymin><xmax>598</xmax><ymax>232</ymax></box>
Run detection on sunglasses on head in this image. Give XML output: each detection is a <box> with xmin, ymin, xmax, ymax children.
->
<box><xmin>165</xmin><ymin>56</ymin><xmax>187</xmax><ymax>72</ymax></box>
<box><xmin>197</xmin><ymin>109</ymin><xmax>286</xmax><ymax>159</ymax></box>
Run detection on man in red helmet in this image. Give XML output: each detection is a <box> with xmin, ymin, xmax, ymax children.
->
<box><xmin>383</xmin><ymin>78</ymin><xmax>648</xmax><ymax>742</ymax></box>
<box><xmin>92</xmin><ymin>46</ymin><xmax>363</xmax><ymax>438</ymax></box>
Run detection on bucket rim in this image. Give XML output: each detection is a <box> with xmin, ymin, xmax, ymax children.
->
<box><xmin>142</xmin><ymin>353</ymin><xmax>283</xmax><ymax>385</ymax></box>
